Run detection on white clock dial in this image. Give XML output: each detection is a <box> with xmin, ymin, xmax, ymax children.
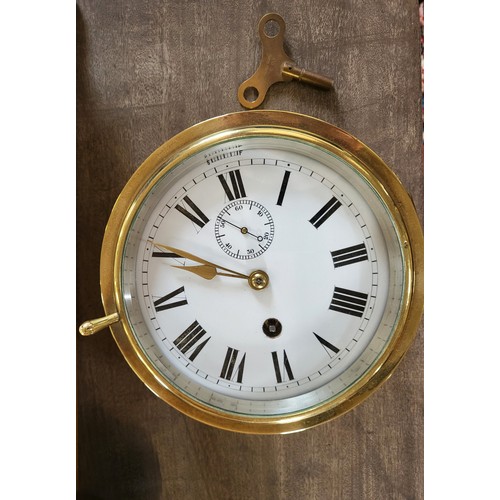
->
<box><xmin>120</xmin><ymin>135</ymin><xmax>404</xmax><ymax>417</ymax></box>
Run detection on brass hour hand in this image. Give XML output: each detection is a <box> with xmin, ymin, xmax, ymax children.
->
<box><xmin>153</xmin><ymin>244</ymin><xmax>249</xmax><ymax>280</ymax></box>
<box><xmin>153</xmin><ymin>243</ymin><xmax>269</xmax><ymax>290</ymax></box>
<box><xmin>172</xmin><ymin>264</ymin><xmax>247</xmax><ymax>280</ymax></box>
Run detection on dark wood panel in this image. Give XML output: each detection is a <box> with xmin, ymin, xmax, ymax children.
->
<box><xmin>77</xmin><ymin>1</ymin><xmax>423</xmax><ymax>498</ymax></box>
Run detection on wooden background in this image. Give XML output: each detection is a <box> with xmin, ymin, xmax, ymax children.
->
<box><xmin>76</xmin><ymin>1</ymin><xmax>423</xmax><ymax>498</ymax></box>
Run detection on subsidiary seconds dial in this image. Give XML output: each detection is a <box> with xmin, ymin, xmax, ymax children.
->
<box><xmin>214</xmin><ymin>199</ymin><xmax>275</xmax><ymax>260</ymax></box>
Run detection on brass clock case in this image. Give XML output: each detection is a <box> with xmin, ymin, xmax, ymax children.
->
<box><xmin>95</xmin><ymin>110</ymin><xmax>423</xmax><ymax>434</ymax></box>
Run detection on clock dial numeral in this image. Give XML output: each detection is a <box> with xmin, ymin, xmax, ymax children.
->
<box><xmin>330</xmin><ymin>286</ymin><xmax>368</xmax><ymax>317</ymax></box>
<box><xmin>220</xmin><ymin>347</ymin><xmax>246</xmax><ymax>383</ymax></box>
<box><xmin>152</xmin><ymin>250</ymin><xmax>181</xmax><ymax>258</ymax></box>
<box><xmin>174</xmin><ymin>320</ymin><xmax>211</xmax><ymax>361</ymax></box>
<box><xmin>175</xmin><ymin>196</ymin><xmax>209</xmax><ymax>228</ymax></box>
<box><xmin>276</xmin><ymin>170</ymin><xmax>291</xmax><ymax>206</ymax></box>
<box><xmin>313</xmin><ymin>332</ymin><xmax>340</xmax><ymax>357</ymax></box>
<box><xmin>218</xmin><ymin>169</ymin><xmax>246</xmax><ymax>201</ymax></box>
<box><xmin>154</xmin><ymin>286</ymin><xmax>188</xmax><ymax>312</ymax></box>
<box><xmin>309</xmin><ymin>196</ymin><xmax>342</xmax><ymax>228</ymax></box>
<box><xmin>331</xmin><ymin>243</ymin><xmax>368</xmax><ymax>268</ymax></box>
<box><xmin>272</xmin><ymin>350</ymin><xmax>294</xmax><ymax>383</ymax></box>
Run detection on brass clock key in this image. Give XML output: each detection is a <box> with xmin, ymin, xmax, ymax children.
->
<box><xmin>238</xmin><ymin>12</ymin><xmax>334</xmax><ymax>109</ymax></box>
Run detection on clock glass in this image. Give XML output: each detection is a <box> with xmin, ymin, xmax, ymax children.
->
<box><xmin>118</xmin><ymin>131</ymin><xmax>405</xmax><ymax>420</ymax></box>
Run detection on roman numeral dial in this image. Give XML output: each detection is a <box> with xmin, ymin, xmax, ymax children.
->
<box><xmin>131</xmin><ymin>141</ymin><xmax>391</xmax><ymax>410</ymax></box>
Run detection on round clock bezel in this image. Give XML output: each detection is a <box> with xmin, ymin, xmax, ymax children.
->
<box><xmin>98</xmin><ymin>110</ymin><xmax>423</xmax><ymax>434</ymax></box>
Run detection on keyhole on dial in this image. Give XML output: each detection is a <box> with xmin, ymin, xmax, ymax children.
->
<box><xmin>263</xmin><ymin>318</ymin><xmax>282</xmax><ymax>338</ymax></box>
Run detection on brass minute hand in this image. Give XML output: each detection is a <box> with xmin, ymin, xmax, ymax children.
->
<box><xmin>153</xmin><ymin>243</ymin><xmax>249</xmax><ymax>280</ymax></box>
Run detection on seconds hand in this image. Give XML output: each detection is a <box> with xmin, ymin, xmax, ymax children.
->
<box><xmin>221</xmin><ymin>218</ymin><xmax>262</xmax><ymax>241</ymax></box>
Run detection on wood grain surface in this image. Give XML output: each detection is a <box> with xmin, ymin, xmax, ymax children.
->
<box><xmin>76</xmin><ymin>1</ymin><xmax>423</xmax><ymax>498</ymax></box>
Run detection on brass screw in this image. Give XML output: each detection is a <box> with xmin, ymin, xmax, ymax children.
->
<box><xmin>248</xmin><ymin>270</ymin><xmax>269</xmax><ymax>290</ymax></box>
